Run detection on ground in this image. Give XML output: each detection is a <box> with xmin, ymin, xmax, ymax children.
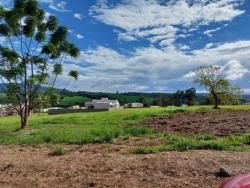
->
<box><xmin>1</xmin><ymin>145</ymin><xmax>250</xmax><ymax>188</ymax></box>
<box><xmin>142</xmin><ymin>109</ymin><xmax>250</xmax><ymax>136</ymax></box>
<box><xmin>1</xmin><ymin>105</ymin><xmax>250</xmax><ymax>187</ymax></box>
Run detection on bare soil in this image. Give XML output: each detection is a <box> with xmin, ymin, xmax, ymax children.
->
<box><xmin>2</xmin><ymin>110</ymin><xmax>250</xmax><ymax>187</ymax></box>
<box><xmin>1</xmin><ymin>144</ymin><xmax>250</xmax><ymax>188</ymax></box>
<box><xmin>141</xmin><ymin>110</ymin><xmax>250</xmax><ymax>136</ymax></box>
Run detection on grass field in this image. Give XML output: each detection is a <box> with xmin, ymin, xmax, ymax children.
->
<box><xmin>0</xmin><ymin>105</ymin><xmax>250</xmax><ymax>153</ymax></box>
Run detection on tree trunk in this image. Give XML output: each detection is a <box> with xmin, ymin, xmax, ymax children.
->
<box><xmin>20</xmin><ymin>101</ymin><xmax>30</xmax><ymax>129</ymax></box>
<box><xmin>213</xmin><ymin>93</ymin><xmax>219</xmax><ymax>109</ymax></box>
<box><xmin>21</xmin><ymin>114</ymin><xmax>29</xmax><ymax>129</ymax></box>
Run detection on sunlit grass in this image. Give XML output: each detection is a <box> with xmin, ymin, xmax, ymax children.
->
<box><xmin>0</xmin><ymin>105</ymin><xmax>249</xmax><ymax>146</ymax></box>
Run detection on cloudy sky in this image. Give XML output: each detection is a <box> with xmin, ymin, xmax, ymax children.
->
<box><xmin>1</xmin><ymin>0</ymin><xmax>250</xmax><ymax>93</ymax></box>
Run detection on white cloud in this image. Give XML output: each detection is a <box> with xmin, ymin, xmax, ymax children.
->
<box><xmin>66</xmin><ymin>40</ymin><xmax>250</xmax><ymax>92</ymax></box>
<box><xmin>205</xmin><ymin>43</ymin><xmax>214</xmax><ymax>49</ymax></box>
<box><xmin>40</xmin><ymin>0</ymin><xmax>70</xmax><ymax>12</ymax></box>
<box><xmin>74</xmin><ymin>13</ymin><xmax>83</xmax><ymax>20</ymax></box>
<box><xmin>204</xmin><ymin>27</ymin><xmax>222</xmax><ymax>37</ymax></box>
<box><xmin>76</xmin><ymin>34</ymin><xmax>84</xmax><ymax>39</ymax></box>
<box><xmin>221</xmin><ymin>60</ymin><xmax>249</xmax><ymax>80</ymax></box>
<box><xmin>179</xmin><ymin>45</ymin><xmax>190</xmax><ymax>50</ymax></box>
<box><xmin>90</xmin><ymin>0</ymin><xmax>244</xmax><ymax>46</ymax></box>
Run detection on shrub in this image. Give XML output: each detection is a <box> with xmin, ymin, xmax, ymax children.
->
<box><xmin>129</xmin><ymin>146</ymin><xmax>157</xmax><ymax>154</ymax></box>
<box><xmin>50</xmin><ymin>146</ymin><xmax>65</xmax><ymax>156</ymax></box>
<box><xmin>171</xmin><ymin>109</ymin><xmax>188</xmax><ymax>113</ymax></box>
<box><xmin>195</xmin><ymin>134</ymin><xmax>217</xmax><ymax>141</ymax></box>
<box><xmin>243</xmin><ymin>134</ymin><xmax>250</xmax><ymax>145</ymax></box>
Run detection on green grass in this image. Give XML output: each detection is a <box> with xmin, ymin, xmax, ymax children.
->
<box><xmin>129</xmin><ymin>133</ymin><xmax>250</xmax><ymax>154</ymax></box>
<box><xmin>0</xmin><ymin>105</ymin><xmax>250</xmax><ymax>154</ymax></box>
<box><xmin>50</xmin><ymin>146</ymin><xmax>65</xmax><ymax>156</ymax></box>
<box><xmin>0</xmin><ymin>106</ymin><xmax>190</xmax><ymax>144</ymax></box>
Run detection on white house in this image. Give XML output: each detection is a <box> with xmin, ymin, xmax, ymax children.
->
<box><xmin>85</xmin><ymin>98</ymin><xmax>120</xmax><ymax>110</ymax></box>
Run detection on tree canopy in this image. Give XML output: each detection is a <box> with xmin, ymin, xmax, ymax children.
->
<box><xmin>0</xmin><ymin>0</ymin><xmax>80</xmax><ymax>128</ymax></box>
<box><xmin>194</xmin><ymin>65</ymin><xmax>240</xmax><ymax>109</ymax></box>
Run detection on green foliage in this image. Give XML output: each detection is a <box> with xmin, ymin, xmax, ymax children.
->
<box><xmin>242</xmin><ymin>134</ymin><xmax>250</xmax><ymax>145</ymax></box>
<box><xmin>33</xmin><ymin>92</ymin><xmax>51</xmax><ymax>110</ymax></box>
<box><xmin>48</xmin><ymin>88</ymin><xmax>61</xmax><ymax>107</ymax></box>
<box><xmin>172</xmin><ymin>90</ymin><xmax>185</xmax><ymax>106</ymax></box>
<box><xmin>59</xmin><ymin>96</ymin><xmax>90</xmax><ymax>107</ymax></box>
<box><xmin>185</xmin><ymin>88</ymin><xmax>196</xmax><ymax>106</ymax></box>
<box><xmin>50</xmin><ymin>26</ymin><xmax>68</xmax><ymax>45</ymax></box>
<box><xmin>130</xmin><ymin>133</ymin><xmax>247</xmax><ymax>154</ymax></box>
<box><xmin>50</xmin><ymin>146</ymin><xmax>65</xmax><ymax>156</ymax></box>
<box><xmin>68</xmin><ymin>70</ymin><xmax>79</xmax><ymax>80</ymax></box>
<box><xmin>53</xmin><ymin>64</ymin><xmax>63</xmax><ymax>75</ymax></box>
<box><xmin>0</xmin><ymin>0</ymin><xmax>80</xmax><ymax>128</ymax></box>
<box><xmin>194</xmin><ymin>66</ymin><xmax>241</xmax><ymax>109</ymax></box>
<box><xmin>129</xmin><ymin>146</ymin><xmax>159</xmax><ymax>154</ymax></box>
<box><xmin>138</xmin><ymin>96</ymin><xmax>149</xmax><ymax>107</ymax></box>
<box><xmin>46</xmin><ymin>15</ymin><xmax>58</xmax><ymax>32</ymax></box>
<box><xmin>123</xmin><ymin>127</ymin><xmax>152</xmax><ymax>136</ymax></box>
<box><xmin>207</xmin><ymin>86</ymin><xmax>242</xmax><ymax>105</ymax></box>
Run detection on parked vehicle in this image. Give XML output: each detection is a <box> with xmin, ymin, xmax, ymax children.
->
<box><xmin>220</xmin><ymin>173</ymin><xmax>250</xmax><ymax>188</ymax></box>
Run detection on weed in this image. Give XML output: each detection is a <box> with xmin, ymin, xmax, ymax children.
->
<box><xmin>50</xmin><ymin>146</ymin><xmax>65</xmax><ymax>156</ymax></box>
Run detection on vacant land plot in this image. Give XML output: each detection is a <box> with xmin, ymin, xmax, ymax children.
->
<box><xmin>1</xmin><ymin>105</ymin><xmax>250</xmax><ymax>187</ymax></box>
<box><xmin>142</xmin><ymin>110</ymin><xmax>250</xmax><ymax>136</ymax></box>
<box><xmin>0</xmin><ymin>145</ymin><xmax>250</xmax><ymax>188</ymax></box>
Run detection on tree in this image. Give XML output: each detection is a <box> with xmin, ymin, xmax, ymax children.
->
<box><xmin>157</xmin><ymin>95</ymin><xmax>169</xmax><ymax>107</ymax></box>
<box><xmin>194</xmin><ymin>65</ymin><xmax>233</xmax><ymax>109</ymax></box>
<box><xmin>172</xmin><ymin>90</ymin><xmax>185</xmax><ymax>106</ymax></box>
<box><xmin>207</xmin><ymin>85</ymin><xmax>242</xmax><ymax>105</ymax></box>
<box><xmin>0</xmin><ymin>0</ymin><xmax>80</xmax><ymax>129</ymax></box>
<box><xmin>184</xmin><ymin>87</ymin><xmax>196</xmax><ymax>106</ymax></box>
<box><xmin>138</xmin><ymin>96</ymin><xmax>149</xmax><ymax>107</ymax></box>
<box><xmin>33</xmin><ymin>92</ymin><xmax>51</xmax><ymax>113</ymax></box>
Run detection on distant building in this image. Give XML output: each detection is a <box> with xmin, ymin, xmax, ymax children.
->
<box><xmin>0</xmin><ymin>104</ymin><xmax>18</xmax><ymax>116</ymax></box>
<box><xmin>125</xmin><ymin>102</ymin><xmax>144</xmax><ymax>108</ymax></box>
<box><xmin>70</xmin><ymin>105</ymin><xmax>81</xmax><ymax>110</ymax></box>
<box><xmin>85</xmin><ymin>98</ymin><xmax>120</xmax><ymax>110</ymax></box>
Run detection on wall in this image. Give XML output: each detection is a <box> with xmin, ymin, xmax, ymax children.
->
<box><xmin>48</xmin><ymin>109</ymin><xmax>108</xmax><ymax>115</ymax></box>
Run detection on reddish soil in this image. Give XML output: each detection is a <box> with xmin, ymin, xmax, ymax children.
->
<box><xmin>1</xmin><ymin>144</ymin><xmax>250</xmax><ymax>188</ymax></box>
<box><xmin>142</xmin><ymin>110</ymin><xmax>250</xmax><ymax>136</ymax></box>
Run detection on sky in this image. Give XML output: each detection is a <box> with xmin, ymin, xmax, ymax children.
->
<box><xmin>1</xmin><ymin>0</ymin><xmax>250</xmax><ymax>93</ymax></box>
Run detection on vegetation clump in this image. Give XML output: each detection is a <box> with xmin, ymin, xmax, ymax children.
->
<box><xmin>50</xmin><ymin>146</ymin><xmax>65</xmax><ymax>156</ymax></box>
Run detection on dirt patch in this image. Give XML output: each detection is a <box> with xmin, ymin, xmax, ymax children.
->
<box><xmin>0</xmin><ymin>145</ymin><xmax>250</xmax><ymax>188</ymax></box>
<box><xmin>141</xmin><ymin>110</ymin><xmax>250</xmax><ymax>136</ymax></box>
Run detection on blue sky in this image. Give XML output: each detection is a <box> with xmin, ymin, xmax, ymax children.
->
<box><xmin>1</xmin><ymin>0</ymin><xmax>250</xmax><ymax>93</ymax></box>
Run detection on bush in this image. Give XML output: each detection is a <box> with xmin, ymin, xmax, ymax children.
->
<box><xmin>195</xmin><ymin>134</ymin><xmax>216</xmax><ymax>141</ymax></box>
<box><xmin>171</xmin><ymin>109</ymin><xmax>188</xmax><ymax>113</ymax></box>
<box><xmin>243</xmin><ymin>134</ymin><xmax>250</xmax><ymax>145</ymax></box>
<box><xmin>129</xmin><ymin>146</ymin><xmax>158</xmax><ymax>154</ymax></box>
<box><xmin>50</xmin><ymin>146</ymin><xmax>65</xmax><ymax>156</ymax></box>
